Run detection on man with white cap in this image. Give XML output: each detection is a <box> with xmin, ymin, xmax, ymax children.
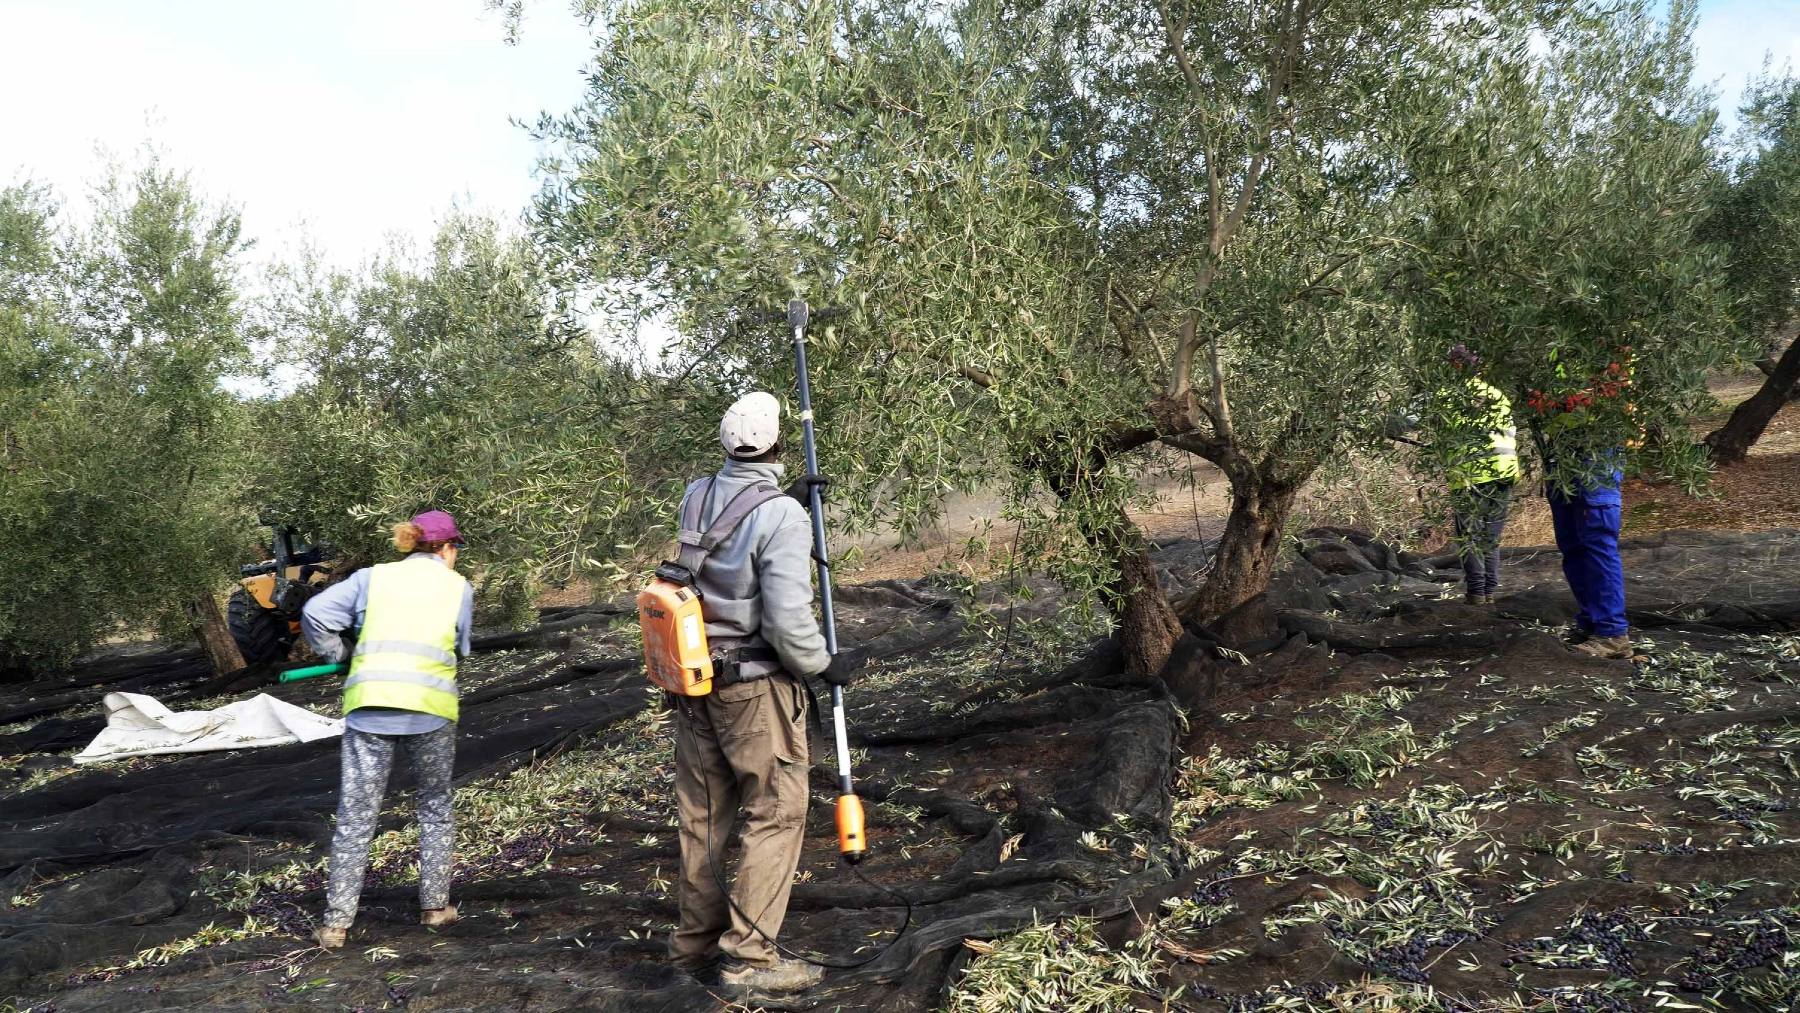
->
<box><xmin>666</xmin><ymin>391</ymin><xmax>857</xmax><ymax>995</ymax></box>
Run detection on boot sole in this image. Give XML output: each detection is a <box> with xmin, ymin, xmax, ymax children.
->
<box><xmin>720</xmin><ymin>975</ymin><xmax>824</xmax><ymax>997</ymax></box>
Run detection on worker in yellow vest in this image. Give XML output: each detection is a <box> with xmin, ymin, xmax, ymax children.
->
<box><xmin>1437</xmin><ymin>344</ymin><xmax>1520</xmax><ymax>604</ymax></box>
<box><xmin>299</xmin><ymin>509</ymin><xmax>474</xmax><ymax>949</ymax></box>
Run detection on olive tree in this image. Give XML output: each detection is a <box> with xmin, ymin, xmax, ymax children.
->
<box><xmin>1403</xmin><ymin>1</ymin><xmax>1736</xmax><ymax>495</ymax></box>
<box><xmin>525</xmin><ymin>0</ymin><xmax>1730</xmax><ymax>676</ymax></box>
<box><xmin>1701</xmin><ymin>71</ymin><xmax>1800</xmax><ymax>464</ymax></box>
<box><xmin>258</xmin><ymin>214</ymin><xmax>697</xmax><ymax>621</ymax></box>
<box><xmin>0</xmin><ymin>165</ymin><xmax>253</xmax><ymax>673</ymax></box>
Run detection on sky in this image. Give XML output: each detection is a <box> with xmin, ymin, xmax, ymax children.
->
<box><xmin>0</xmin><ymin>0</ymin><xmax>1796</xmax><ymax>274</ymax></box>
<box><xmin>1691</xmin><ymin>0</ymin><xmax>1800</xmax><ymax>124</ymax></box>
<box><xmin>0</xmin><ymin>0</ymin><xmax>592</xmax><ymax>270</ymax></box>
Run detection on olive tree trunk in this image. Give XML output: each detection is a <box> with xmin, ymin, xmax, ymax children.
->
<box><xmin>1180</xmin><ymin>474</ymin><xmax>1302</xmax><ymax>621</ymax></box>
<box><xmin>1706</xmin><ymin>335</ymin><xmax>1800</xmax><ymax>464</ymax></box>
<box><xmin>1038</xmin><ymin>430</ymin><xmax>1186</xmax><ymax>679</ymax></box>
<box><xmin>1098</xmin><ymin>511</ymin><xmax>1184</xmax><ymax>680</ymax></box>
<box><xmin>190</xmin><ymin>592</ymin><xmax>247</xmax><ymax>677</ymax></box>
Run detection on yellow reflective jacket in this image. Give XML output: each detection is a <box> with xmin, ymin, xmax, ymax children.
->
<box><xmin>1441</xmin><ymin>378</ymin><xmax>1520</xmax><ymax>491</ymax></box>
<box><xmin>342</xmin><ymin>557</ymin><xmax>469</xmax><ymax>722</ymax></box>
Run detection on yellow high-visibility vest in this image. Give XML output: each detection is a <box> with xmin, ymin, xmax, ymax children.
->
<box><xmin>1445</xmin><ymin>378</ymin><xmax>1520</xmax><ymax>490</ymax></box>
<box><xmin>342</xmin><ymin>557</ymin><xmax>467</xmax><ymax>722</ymax></box>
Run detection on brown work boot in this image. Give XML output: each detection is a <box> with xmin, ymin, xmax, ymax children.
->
<box><xmin>1480</xmin><ymin>594</ymin><xmax>1495</xmax><ymax>606</ymax></box>
<box><xmin>1464</xmin><ymin>591</ymin><xmax>1483</xmax><ymax>605</ymax></box>
<box><xmin>1563</xmin><ymin>626</ymin><xmax>1593</xmax><ymax>646</ymax></box>
<box><xmin>315</xmin><ymin>926</ymin><xmax>347</xmax><ymax>950</ymax></box>
<box><xmin>1572</xmin><ymin>635</ymin><xmax>1633</xmax><ymax>660</ymax></box>
<box><xmin>720</xmin><ymin>957</ymin><xmax>824</xmax><ymax>995</ymax></box>
<box><xmin>420</xmin><ymin>905</ymin><xmax>458</xmax><ymax>928</ymax></box>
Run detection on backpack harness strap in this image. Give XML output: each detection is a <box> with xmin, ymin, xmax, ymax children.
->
<box><xmin>675</xmin><ymin>478</ymin><xmax>786</xmax><ymax>574</ymax></box>
<box><xmin>670</xmin><ymin>477</ymin><xmax>787</xmax><ymax>685</ymax></box>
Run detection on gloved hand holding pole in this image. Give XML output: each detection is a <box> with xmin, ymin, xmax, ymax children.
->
<box><xmin>789</xmin><ymin>297</ymin><xmax>867</xmax><ymax>865</ymax></box>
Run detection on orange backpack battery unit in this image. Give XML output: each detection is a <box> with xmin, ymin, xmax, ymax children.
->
<box><xmin>639</xmin><ymin>479</ymin><xmax>784</xmax><ymax>696</ymax></box>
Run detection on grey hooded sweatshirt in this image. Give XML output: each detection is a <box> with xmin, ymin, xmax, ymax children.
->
<box><xmin>678</xmin><ymin>458</ymin><xmax>830</xmax><ymax>680</ymax></box>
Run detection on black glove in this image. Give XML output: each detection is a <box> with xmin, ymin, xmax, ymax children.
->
<box><xmin>785</xmin><ymin>474</ymin><xmax>830</xmax><ymax>511</ymax></box>
<box><xmin>818</xmin><ymin>648</ymin><xmax>867</xmax><ymax>687</ymax></box>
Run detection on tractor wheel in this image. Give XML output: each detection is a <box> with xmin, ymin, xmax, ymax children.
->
<box><xmin>227</xmin><ymin>587</ymin><xmax>293</xmax><ymax>665</ymax></box>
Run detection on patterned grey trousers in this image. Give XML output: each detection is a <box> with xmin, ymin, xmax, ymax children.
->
<box><xmin>324</xmin><ymin>725</ymin><xmax>456</xmax><ymax>928</ymax></box>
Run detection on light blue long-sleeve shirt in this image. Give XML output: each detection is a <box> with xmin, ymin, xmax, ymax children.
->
<box><xmin>300</xmin><ymin>553</ymin><xmax>475</xmax><ymax>734</ymax></box>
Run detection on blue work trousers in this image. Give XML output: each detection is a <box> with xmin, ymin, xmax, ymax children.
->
<box><xmin>1547</xmin><ymin>493</ymin><xmax>1628</xmax><ymax>637</ymax></box>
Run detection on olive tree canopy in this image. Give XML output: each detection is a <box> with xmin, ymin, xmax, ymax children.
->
<box><xmin>1701</xmin><ymin>71</ymin><xmax>1800</xmax><ymax>464</ymax></box>
<box><xmin>258</xmin><ymin>214</ymin><xmax>705</xmax><ymax>622</ymax></box>
<box><xmin>524</xmin><ymin>0</ymin><xmax>1732</xmax><ymax>675</ymax></box>
<box><xmin>0</xmin><ymin>165</ymin><xmax>253</xmax><ymax>671</ymax></box>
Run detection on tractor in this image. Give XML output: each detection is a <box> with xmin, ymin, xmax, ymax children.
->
<box><xmin>228</xmin><ymin>520</ymin><xmax>346</xmax><ymax>665</ymax></box>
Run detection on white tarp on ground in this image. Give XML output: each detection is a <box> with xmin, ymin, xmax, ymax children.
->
<box><xmin>73</xmin><ymin>691</ymin><xmax>342</xmax><ymax>764</ymax></box>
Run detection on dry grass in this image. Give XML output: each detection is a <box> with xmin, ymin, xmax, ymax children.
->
<box><xmin>1619</xmin><ymin>375</ymin><xmax>1800</xmax><ymax>537</ymax></box>
<box><xmin>1500</xmin><ymin>494</ymin><xmax>1556</xmax><ymax>547</ymax></box>
<box><xmin>1622</xmin><ymin>453</ymin><xmax>1800</xmax><ymax>534</ymax></box>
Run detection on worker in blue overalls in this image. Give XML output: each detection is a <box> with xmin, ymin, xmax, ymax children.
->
<box><xmin>1528</xmin><ymin>350</ymin><xmax>1636</xmax><ymax>659</ymax></box>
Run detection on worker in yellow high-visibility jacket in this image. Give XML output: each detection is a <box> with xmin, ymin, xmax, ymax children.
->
<box><xmin>1438</xmin><ymin>344</ymin><xmax>1520</xmax><ymax>604</ymax></box>
<box><xmin>300</xmin><ymin>509</ymin><xmax>473</xmax><ymax>950</ymax></box>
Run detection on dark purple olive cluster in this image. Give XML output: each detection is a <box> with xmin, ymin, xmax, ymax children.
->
<box><xmin>1635</xmin><ymin>841</ymin><xmax>1698</xmax><ymax>856</ymax></box>
<box><xmin>1503</xmin><ymin>909</ymin><xmax>1648</xmax><ymax>975</ymax></box>
<box><xmin>1676</xmin><ymin>913</ymin><xmax>1792</xmax><ymax>992</ymax></box>
<box><xmin>1352</xmin><ymin>928</ymin><xmax>1482</xmax><ymax>985</ymax></box>
<box><xmin>1366</xmin><ymin>940</ymin><xmax>1433</xmax><ymax>984</ymax></box>
<box><xmin>243</xmin><ymin>891</ymin><xmax>314</xmax><ymax>937</ymax></box>
<box><xmin>496</xmin><ymin>830</ymin><xmax>558</xmax><ymax>868</ymax></box>
<box><xmin>1528</xmin><ymin>986</ymin><xmax>1634</xmax><ymax>1011</ymax></box>
<box><xmin>1718</xmin><ymin>798</ymin><xmax>1791</xmax><ymax>829</ymax></box>
<box><xmin>386</xmin><ymin>983</ymin><xmax>414</xmax><ymax>1006</ymax></box>
<box><xmin>1354</xmin><ymin>802</ymin><xmax>1401</xmax><ymax>833</ymax></box>
<box><xmin>1213</xmin><ymin>982</ymin><xmax>1481</xmax><ymax>1012</ymax></box>
<box><xmin>1191</xmin><ymin>874</ymin><xmax>1235</xmax><ymax>906</ymax></box>
<box><xmin>1223</xmin><ymin>982</ymin><xmax>1335</xmax><ymax>1012</ymax></box>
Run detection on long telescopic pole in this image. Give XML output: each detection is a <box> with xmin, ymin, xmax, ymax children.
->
<box><xmin>789</xmin><ymin>298</ymin><xmax>866</xmax><ymax>864</ymax></box>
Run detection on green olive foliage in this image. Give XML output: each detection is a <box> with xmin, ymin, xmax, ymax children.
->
<box><xmin>0</xmin><ymin>166</ymin><xmax>254</xmax><ymax>669</ymax></box>
<box><xmin>1403</xmin><ymin>1</ymin><xmax>1738</xmax><ymax>495</ymax></box>
<box><xmin>1696</xmin><ymin>70</ymin><xmax>1800</xmax><ymax>463</ymax></box>
<box><xmin>525</xmin><ymin>0</ymin><xmax>1733</xmax><ymax>668</ymax></box>
<box><xmin>1703</xmin><ymin>69</ymin><xmax>1800</xmax><ymax>349</ymax></box>
<box><xmin>256</xmin><ymin>214</ymin><xmax>705</xmax><ymax>615</ymax></box>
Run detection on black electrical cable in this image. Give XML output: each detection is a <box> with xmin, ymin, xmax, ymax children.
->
<box><xmin>685</xmin><ymin>692</ymin><xmax>913</xmax><ymax>973</ymax></box>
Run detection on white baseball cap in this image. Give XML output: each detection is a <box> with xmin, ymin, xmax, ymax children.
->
<box><xmin>720</xmin><ymin>391</ymin><xmax>782</xmax><ymax>458</ymax></box>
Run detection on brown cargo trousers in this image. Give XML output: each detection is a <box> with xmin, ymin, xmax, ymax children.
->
<box><xmin>670</xmin><ymin>672</ymin><xmax>811</xmax><ymax>969</ymax></box>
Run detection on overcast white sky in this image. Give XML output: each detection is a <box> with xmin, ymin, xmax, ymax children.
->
<box><xmin>0</xmin><ymin>0</ymin><xmax>591</xmax><ymax>270</ymax></box>
<box><xmin>0</xmin><ymin>0</ymin><xmax>1796</xmax><ymax>273</ymax></box>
